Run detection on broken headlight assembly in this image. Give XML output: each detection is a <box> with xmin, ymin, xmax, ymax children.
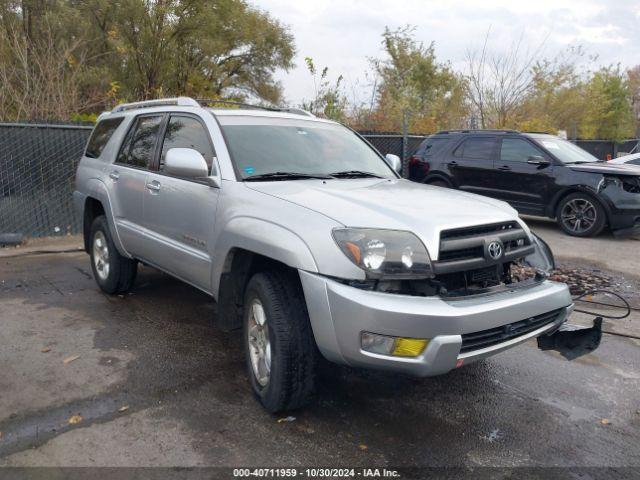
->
<box><xmin>600</xmin><ymin>175</ymin><xmax>640</xmax><ymax>194</ymax></box>
<box><xmin>333</xmin><ymin>228</ymin><xmax>434</xmax><ymax>279</ymax></box>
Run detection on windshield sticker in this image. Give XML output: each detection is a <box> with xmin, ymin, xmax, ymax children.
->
<box><xmin>297</xmin><ymin>128</ymin><xmax>308</xmax><ymax>135</ymax></box>
<box><xmin>244</xmin><ymin>166</ymin><xmax>255</xmax><ymax>175</ymax></box>
<box><xmin>542</xmin><ymin>141</ymin><xmax>560</xmax><ymax>150</ymax></box>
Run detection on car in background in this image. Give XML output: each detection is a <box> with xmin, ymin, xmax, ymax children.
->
<box><xmin>409</xmin><ymin>130</ymin><xmax>640</xmax><ymax>237</ymax></box>
<box><xmin>610</xmin><ymin>151</ymin><xmax>640</xmax><ymax>166</ymax></box>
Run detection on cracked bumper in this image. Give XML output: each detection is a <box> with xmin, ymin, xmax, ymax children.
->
<box><xmin>300</xmin><ymin>271</ymin><xmax>573</xmax><ymax>376</ymax></box>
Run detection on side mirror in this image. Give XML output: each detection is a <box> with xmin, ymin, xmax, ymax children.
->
<box><xmin>527</xmin><ymin>155</ymin><xmax>550</xmax><ymax>167</ymax></box>
<box><xmin>385</xmin><ymin>153</ymin><xmax>402</xmax><ymax>174</ymax></box>
<box><xmin>165</xmin><ymin>148</ymin><xmax>210</xmax><ymax>180</ymax></box>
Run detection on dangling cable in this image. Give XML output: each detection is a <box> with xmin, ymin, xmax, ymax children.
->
<box><xmin>572</xmin><ymin>289</ymin><xmax>631</xmax><ymax>320</ymax></box>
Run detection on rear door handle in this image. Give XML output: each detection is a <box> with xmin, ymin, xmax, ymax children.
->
<box><xmin>498</xmin><ymin>165</ymin><xmax>511</xmax><ymax>171</ymax></box>
<box><xmin>109</xmin><ymin>171</ymin><xmax>119</xmax><ymax>181</ymax></box>
<box><xmin>146</xmin><ymin>180</ymin><xmax>161</xmax><ymax>192</ymax></box>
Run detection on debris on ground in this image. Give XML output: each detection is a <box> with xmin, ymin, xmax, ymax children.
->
<box><xmin>118</xmin><ymin>405</ymin><xmax>129</xmax><ymax>413</ymax></box>
<box><xmin>63</xmin><ymin>354</ymin><xmax>80</xmax><ymax>364</ymax></box>
<box><xmin>358</xmin><ymin>444</ymin><xmax>368</xmax><ymax>451</ymax></box>
<box><xmin>68</xmin><ymin>415</ymin><xmax>83</xmax><ymax>425</ymax></box>
<box><xmin>41</xmin><ymin>347</ymin><xmax>51</xmax><ymax>353</ymax></box>
<box><xmin>600</xmin><ymin>418</ymin><xmax>611</xmax><ymax>425</ymax></box>
<box><xmin>277</xmin><ymin>416</ymin><xmax>296</xmax><ymax>423</ymax></box>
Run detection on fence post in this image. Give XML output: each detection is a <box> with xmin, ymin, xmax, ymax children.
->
<box><xmin>401</xmin><ymin>111</ymin><xmax>408</xmax><ymax>178</ymax></box>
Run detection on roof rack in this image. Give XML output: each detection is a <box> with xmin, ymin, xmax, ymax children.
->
<box><xmin>435</xmin><ymin>129</ymin><xmax>520</xmax><ymax>135</ymax></box>
<box><xmin>111</xmin><ymin>97</ymin><xmax>200</xmax><ymax>113</ymax></box>
<box><xmin>199</xmin><ymin>99</ymin><xmax>315</xmax><ymax>117</ymax></box>
<box><xmin>109</xmin><ymin>96</ymin><xmax>316</xmax><ymax>118</ymax></box>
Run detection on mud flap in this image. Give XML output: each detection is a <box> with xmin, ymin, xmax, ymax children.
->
<box><xmin>537</xmin><ymin>318</ymin><xmax>602</xmax><ymax>360</ymax></box>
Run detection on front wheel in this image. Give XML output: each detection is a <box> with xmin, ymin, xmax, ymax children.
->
<box><xmin>89</xmin><ymin>215</ymin><xmax>138</xmax><ymax>294</ymax></box>
<box><xmin>243</xmin><ymin>270</ymin><xmax>318</xmax><ymax>413</ymax></box>
<box><xmin>556</xmin><ymin>193</ymin><xmax>606</xmax><ymax>237</ymax></box>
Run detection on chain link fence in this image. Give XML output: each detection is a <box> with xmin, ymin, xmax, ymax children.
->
<box><xmin>0</xmin><ymin>122</ymin><xmax>92</xmax><ymax>239</ymax></box>
<box><xmin>1</xmin><ymin>120</ymin><xmax>638</xmax><ymax>239</ymax></box>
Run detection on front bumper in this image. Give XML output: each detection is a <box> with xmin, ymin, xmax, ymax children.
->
<box><xmin>299</xmin><ymin>271</ymin><xmax>573</xmax><ymax>376</ymax></box>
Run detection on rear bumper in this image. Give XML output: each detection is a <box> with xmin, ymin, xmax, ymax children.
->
<box><xmin>299</xmin><ymin>271</ymin><xmax>573</xmax><ymax>376</ymax></box>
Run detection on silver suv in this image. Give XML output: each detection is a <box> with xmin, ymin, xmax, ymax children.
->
<box><xmin>74</xmin><ymin>97</ymin><xmax>573</xmax><ymax>412</ymax></box>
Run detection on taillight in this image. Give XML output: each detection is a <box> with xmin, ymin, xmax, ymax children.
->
<box><xmin>410</xmin><ymin>155</ymin><xmax>430</xmax><ymax>173</ymax></box>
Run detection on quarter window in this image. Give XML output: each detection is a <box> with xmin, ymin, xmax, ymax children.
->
<box><xmin>116</xmin><ymin>115</ymin><xmax>163</xmax><ymax>169</ymax></box>
<box><xmin>501</xmin><ymin>138</ymin><xmax>545</xmax><ymax>162</ymax></box>
<box><xmin>85</xmin><ymin>117</ymin><xmax>123</xmax><ymax>158</ymax></box>
<box><xmin>453</xmin><ymin>137</ymin><xmax>496</xmax><ymax>160</ymax></box>
<box><xmin>160</xmin><ymin>116</ymin><xmax>214</xmax><ymax>171</ymax></box>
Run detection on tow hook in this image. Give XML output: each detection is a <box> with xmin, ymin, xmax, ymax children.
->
<box><xmin>537</xmin><ymin>317</ymin><xmax>602</xmax><ymax>360</ymax></box>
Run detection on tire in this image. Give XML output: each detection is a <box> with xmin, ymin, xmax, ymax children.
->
<box><xmin>243</xmin><ymin>270</ymin><xmax>318</xmax><ymax>413</ymax></box>
<box><xmin>89</xmin><ymin>215</ymin><xmax>138</xmax><ymax>294</ymax></box>
<box><xmin>426</xmin><ymin>179</ymin><xmax>451</xmax><ymax>188</ymax></box>
<box><xmin>556</xmin><ymin>193</ymin><xmax>606</xmax><ymax>237</ymax></box>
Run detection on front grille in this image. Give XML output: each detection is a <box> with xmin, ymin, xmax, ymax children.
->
<box><xmin>434</xmin><ymin>221</ymin><xmax>534</xmax><ymax>275</ymax></box>
<box><xmin>438</xmin><ymin>246</ymin><xmax>484</xmax><ymax>262</ymax></box>
<box><xmin>440</xmin><ymin>221</ymin><xmax>521</xmax><ymax>240</ymax></box>
<box><xmin>459</xmin><ymin>309</ymin><xmax>562</xmax><ymax>354</ymax></box>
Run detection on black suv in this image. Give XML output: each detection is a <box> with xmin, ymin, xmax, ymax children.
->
<box><xmin>409</xmin><ymin>130</ymin><xmax>640</xmax><ymax>237</ymax></box>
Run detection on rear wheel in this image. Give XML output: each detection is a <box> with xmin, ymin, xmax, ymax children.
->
<box><xmin>243</xmin><ymin>270</ymin><xmax>318</xmax><ymax>413</ymax></box>
<box><xmin>89</xmin><ymin>215</ymin><xmax>137</xmax><ymax>294</ymax></box>
<box><xmin>556</xmin><ymin>193</ymin><xmax>606</xmax><ymax>237</ymax></box>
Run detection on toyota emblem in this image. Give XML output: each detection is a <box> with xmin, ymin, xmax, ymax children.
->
<box><xmin>487</xmin><ymin>241</ymin><xmax>503</xmax><ymax>260</ymax></box>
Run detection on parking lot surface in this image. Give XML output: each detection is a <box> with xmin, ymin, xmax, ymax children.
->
<box><xmin>0</xmin><ymin>226</ymin><xmax>639</xmax><ymax>469</ymax></box>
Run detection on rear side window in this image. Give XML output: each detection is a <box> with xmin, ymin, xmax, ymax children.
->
<box><xmin>160</xmin><ymin>116</ymin><xmax>214</xmax><ymax>171</ymax></box>
<box><xmin>85</xmin><ymin>118</ymin><xmax>123</xmax><ymax>158</ymax></box>
<box><xmin>419</xmin><ymin>137</ymin><xmax>449</xmax><ymax>157</ymax></box>
<box><xmin>501</xmin><ymin>138</ymin><xmax>545</xmax><ymax>162</ymax></box>
<box><xmin>453</xmin><ymin>137</ymin><xmax>496</xmax><ymax>160</ymax></box>
<box><xmin>116</xmin><ymin>115</ymin><xmax>163</xmax><ymax>169</ymax></box>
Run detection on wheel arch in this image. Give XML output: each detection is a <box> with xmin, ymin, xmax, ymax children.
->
<box><xmin>547</xmin><ymin>186</ymin><xmax>612</xmax><ymax>224</ymax></box>
<box><xmin>424</xmin><ymin>172</ymin><xmax>453</xmax><ymax>187</ymax></box>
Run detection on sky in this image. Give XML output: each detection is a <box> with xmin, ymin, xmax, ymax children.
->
<box><xmin>250</xmin><ymin>0</ymin><xmax>640</xmax><ymax>106</ymax></box>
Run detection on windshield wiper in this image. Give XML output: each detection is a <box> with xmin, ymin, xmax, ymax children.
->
<box><xmin>244</xmin><ymin>171</ymin><xmax>333</xmax><ymax>181</ymax></box>
<box><xmin>329</xmin><ymin>170</ymin><xmax>384</xmax><ymax>179</ymax></box>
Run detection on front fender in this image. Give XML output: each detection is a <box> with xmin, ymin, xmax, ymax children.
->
<box><xmin>211</xmin><ymin>216</ymin><xmax>318</xmax><ymax>299</ymax></box>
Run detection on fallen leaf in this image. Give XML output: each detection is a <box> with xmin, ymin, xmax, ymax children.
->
<box><xmin>0</xmin><ymin>431</ymin><xmax>3</xmax><ymax>440</ymax></box>
<box><xmin>358</xmin><ymin>444</ymin><xmax>368</xmax><ymax>451</ymax></box>
<box><xmin>63</xmin><ymin>354</ymin><xmax>80</xmax><ymax>365</ymax></box>
<box><xmin>600</xmin><ymin>418</ymin><xmax>611</xmax><ymax>425</ymax></box>
<box><xmin>68</xmin><ymin>415</ymin><xmax>83</xmax><ymax>425</ymax></box>
<box><xmin>41</xmin><ymin>347</ymin><xmax>51</xmax><ymax>353</ymax></box>
<box><xmin>118</xmin><ymin>405</ymin><xmax>129</xmax><ymax>413</ymax></box>
<box><xmin>277</xmin><ymin>416</ymin><xmax>296</xmax><ymax>423</ymax></box>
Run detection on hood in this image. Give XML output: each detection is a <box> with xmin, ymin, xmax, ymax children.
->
<box><xmin>246</xmin><ymin>178</ymin><xmax>520</xmax><ymax>258</ymax></box>
<box><xmin>568</xmin><ymin>162</ymin><xmax>640</xmax><ymax>176</ymax></box>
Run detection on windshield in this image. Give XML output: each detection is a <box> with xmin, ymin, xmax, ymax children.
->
<box><xmin>531</xmin><ymin>136</ymin><xmax>599</xmax><ymax>164</ymax></box>
<box><xmin>216</xmin><ymin>116</ymin><xmax>397</xmax><ymax>180</ymax></box>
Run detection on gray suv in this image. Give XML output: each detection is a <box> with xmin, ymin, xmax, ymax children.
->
<box><xmin>74</xmin><ymin>97</ymin><xmax>573</xmax><ymax>412</ymax></box>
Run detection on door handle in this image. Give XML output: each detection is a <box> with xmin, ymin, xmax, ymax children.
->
<box><xmin>109</xmin><ymin>171</ymin><xmax>119</xmax><ymax>181</ymax></box>
<box><xmin>146</xmin><ymin>181</ymin><xmax>161</xmax><ymax>192</ymax></box>
<box><xmin>448</xmin><ymin>161</ymin><xmax>458</xmax><ymax>168</ymax></box>
<box><xmin>498</xmin><ymin>165</ymin><xmax>511</xmax><ymax>171</ymax></box>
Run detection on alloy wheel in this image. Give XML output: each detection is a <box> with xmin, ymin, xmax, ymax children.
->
<box><xmin>93</xmin><ymin>231</ymin><xmax>110</xmax><ymax>281</ymax></box>
<box><xmin>560</xmin><ymin>198</ymin><xmax>597</xmax><ymax>234</ymax></box>
<box><xmin>247</xmin><ymin>299</ymin><xmax>271</xmax><ymax>387</ymax></box>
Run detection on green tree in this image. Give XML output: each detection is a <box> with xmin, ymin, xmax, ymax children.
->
<box><xmin>0</xmin><ymin>0</ymin><xmax>295</xmax><ymax>119</ymax></box>
<box><xmin>367</xmin><ymin>26</ymin><xmax>468</xmax><ymax>133</ymax></box>
<box><xmin>300</xmin><ymin>57</ymin><xmax>347</xmax><ymax>121</ymax></box>
<box><xmin>580</xmin><ymin>66</ymin><xmax>635</xmax><ymax>142</ymax></box>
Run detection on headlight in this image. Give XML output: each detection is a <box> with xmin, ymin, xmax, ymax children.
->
<box><xmin>333</xmin><ymin>228</ymin><xmax>433</xmax><ymax>279</ymax></box>
<box><xmin>522</xmin><ymin>233</ymin><xmax>555</xmax><ymax>274</ymax></box>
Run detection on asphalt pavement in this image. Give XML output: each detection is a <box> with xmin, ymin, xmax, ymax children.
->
<box><xmin>0</xmin><ymin>225</ymin><xmax>639</xmax><ymax>472</ymax></box>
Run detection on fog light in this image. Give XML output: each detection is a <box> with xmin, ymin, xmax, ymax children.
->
<box><xmin>361</xmin><ymin>332</ymin><xmax>428</xmax><ymax>357</ymax></box>
<box><xmin>393</xmin><ymin>338</ymin><xmax>429</xmax><ymax>357</ymax></box>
